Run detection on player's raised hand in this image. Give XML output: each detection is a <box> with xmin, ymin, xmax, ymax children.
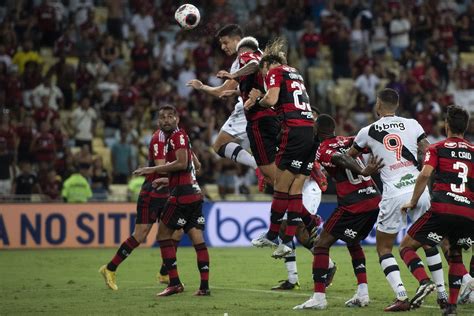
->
<box><xmin>249</xmin><ymin>88</ymin><xmax>263</xmax><ymax>100</ymax></box>
<box><xmin>401</xmin><ymin>201</ymin><xmax>416</xmax><ymax>213</ymax></box>
<box><xmin>187</xmin><ymin>79</ymin><xmax>203</xmax><ymax>90</ymax></box>
<box><xmin>244</xmin><ymin>98</ymin><xmax>255</xmax><ymax>110</ymax></box>
<box><xmin>219</xmin><ymin>90</ymin><xmax>239</xmax><ymax>98</ymax></box>
<box><xmin>216</xmin><ymin>70</ymin><xmax>233</xmax><ymax>80</ymax></box>
<box><xmin>361</xmin><ymin>155</ymin><xmax>384</xmax><ymax>176</ymax></box>
<box><xmin>133</xmin><ymin>167</ymin><xmax>155</xmax><ymax>176</ymax></box>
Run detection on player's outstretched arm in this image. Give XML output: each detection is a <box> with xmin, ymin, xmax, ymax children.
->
<box><xmin>217</xmin><ymin>60</ymin><xmax>259</xmax><ymax>80</ymax></box>
<box><xmin>244</xmin><ymin>87</ymin><xmax>279</xmax><ymax>110</ymax></box>
<box><xmin>401</xmin><ymin>164</ymin><xmax>434</xmax><ymax>213</ymax></box>
<box><xmin>331</xmin><ymin>153</ymin><xmax>383</xmax><ymax>177</ymax></box>
<box><xmin>187</xmin><ymin>78</ymin><xmax>238</xmax><ymax>98</ymax></box>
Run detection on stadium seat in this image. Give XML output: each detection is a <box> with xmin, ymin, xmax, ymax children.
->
<box><xmin>460</xmin><ymin>52</ymin><xmax>474</xmax><ymax>66</ymax></box>
<box><xmin>94</xmin><ymin>147</ymin><xmax>112</xmax><ymax>171</ymax></box>
<box><xmin>109</xmin><ymin>184</ymin><xmax>128</xmax><ymax>201</ymax></box>
<box><xmin>93</xmin><ymin>137</ymin><xmax>105</xmax><ymax>149</ymax></box>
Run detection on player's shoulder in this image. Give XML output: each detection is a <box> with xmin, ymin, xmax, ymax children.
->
<box><xmin>239</xmin><ymin>50</ymin><xmax>261</xmax><ymax>61</ymax></box>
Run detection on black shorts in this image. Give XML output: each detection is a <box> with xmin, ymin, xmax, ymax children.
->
<box><xmin>136</xmin><ymin>181</ymin><xmax>168</xmax><ymax>224</ymax></box>
<box><xmin>161</xmin><ymin>200</ymin><xmax>205</xmax><ymax>232</ymax></box>
<box><xmin>324</xmin><ymin>208</ymin><xmax>379</xmax><ymax>244</ymax></box>
<box><xmin>408</xmin><ymin>211</ymin><xmax>474</xmax><ymax>250</ymax></box>
<box><xmin>276</xmin><ymin>125</ymin><xmax>315</xmax><ymax>175</ymax></box>
<box><xmin>246</xmin><ymin>116</ymin><xmax>280</xmax><ymax>166</ymax></box>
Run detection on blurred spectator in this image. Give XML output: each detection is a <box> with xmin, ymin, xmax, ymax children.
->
<box><xmin>74</xmin><ymin>144</ymin><xmax>93</xmax><ymax>166</ymax></box>
<box><xmin>75</xmin><ymin>60</ymin><xmax>94</xmax><ymax>99</ymax></box>
<box><xmin>70</xmin><ymin>96</ymin><xmax>97</xmax><ymax>149</ymax></box>
<box><xmin>36</xmin><ymin>0</ymin><xmax>60</xmax><ymax>47</ymax></box>
<box><xmin>34</xmin><ymin>96</ymin><xmax>59</xmax><ymax>126</ymax></box>
<box><xmin>100</xmin><ymin>35</ymin><xmax>121</xmax><ymax>67</ymax></box>
<box><xmin>47</xmin><ymin>55</ymin><xmax>75</xmax><ymax>109</ymax></box>
<box><xmin>53</xmin><ymin>24</ymin><xmax>76</xmax><ymax>57</ymax></box>
<box><xmin>11</xmin><ymin>161</ymin><xmax>41</xmax><ymax>197</ymax></box>
<box><xmin>127</xmin><ymin>175</ymin><xmax>145</xmax><ymax>202</ymax></box>
<box><xmin>330</xmin><ymin>28</ymin><xmax>351</xmax><ymax>80</ymax></box>
<box><xmin>415</xmin><ymin>92</ymin><xmax>442</xmax><ymax>115</ymax></box>
<box><xmin>102</xmin><ymin>92</ymin><xmax>123</xmax><ymax>144</ymax></box>
<box><xmin>131</xmin><ymin>5</ymin><xmax>155</xmax><ymax>42</ymax></box>
<box><xmin>456</xmin><ymin>15</ymin><xmax>474</xmax><ymax>53</ymax></box>
<box><xmin>353</xmin><ymin>65</ymin><xmax>380</xmax><ymax>109</ymax></box>
<box><xmin>412</xmin><ymin>5</ymin><xmax>432</xmax><ymax>51</ymax></box>
<box><xmin>91</xmin><ymin>157</ymin><xmax>110</xmax><ymax>201</ymax></box>
<box><xmin>177</xmin><ymin>61</ymin><xmax>196</xmax><ymax>98</ymax></box>
<box><xmin>16</xmin><ymin>114</ymin><xmax>36</xmax><ymax>163</ymax></box>
<box><xmin>85</xmin><ymin>51</ymin><xmax>109</xmax><ymax>80</ymax></box>
<box><xmin>0</xmin><ymin>137</ymin><xmax>14</xmax><ymax>195</ymax></box>
<box><xmin>299</xmin><ymin>20</ymin><xmax>320</xmax><ymax>67</ymax></box>
<box><xmin>131</xmin><ymin>35</ymin><xmax>152</xmax><ymax>76</ymax></box>
<box><xmin>21</xmin><ymin>61</ymin><xmax>42</xmax><ymax>108</ymax></box>
<box><xmin>0</xmin><ymin>113</ymin><xmax>17</xmax><ymax>156</ymax></box>
<box><xmin>32</xmin><ymin>76</ymin><xmax>64</xmax><ymax>110</ymax></box>
<box><xmin>31</xmin><ymin>121</ymin><xmax>56</xmax><ymax>172</ymax></box>
<box><xmin>427</xmin><ymin>123</ymin><xmax>445</xmax><ymax>144</ymax></box>
<box><xmin>389</xmin><ymin>9</ymin><xmax>410</xmax><ymax>60</ymax></box>
<box><xmin>0</xmin><ymin>44</ymin><xmax>13</xmax><ymax>71</ymax></box>
<box><xmin>216</xmin><ymin>159</ymin><xmax>237</xmax><ymax>200</ymax></box>
<box><xmin>111</xmin><ymin>131</ymin><xmax>132</xmax><ymax>184</ymax></box>
<box><xmin>105</xmin><ymin>0</ymin><xmax>124</xmax><ymax>40</ymax></box>
<box><xmin>350</xmin><ymin>17</ymin><xmax>366</xmax><ymax>58</ymax></box>
<box><xmin>12</xmin><ymin>39</ymin><xmax>43</xmax><ymax>74</ymax></box>
<box><xmin>61</xmin><ymin>163</ymin><xmax>92</xmax><ymax>203</ymax></box>
<box><xmin>40</xmin><ymin>168</ymin><xmax>62</xmax><ymax>201</ymax></box>
<box><xmin>192</xmin><ymin>37</ymin><xmax>212</xmax><ymax>75</ymax></box>
<box><xmin>371</xmin><ymin>17</ymin><xmax>387</xmax><ymax>55</ymax></box>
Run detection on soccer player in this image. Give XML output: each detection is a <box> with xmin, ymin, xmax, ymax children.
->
<box><xmin>245</xmin><ymin>38</ymin><xmax>317</xmax><ymax>258</ymax></box>
<box><xmin>218</xmin><ymin>36</ymin><xmax>331</xmax><ymax>289</ymax></box>
<box><xmin>187</xmin><ymin>24</ymin><xmax>257</xmax><ymax>169</ymax></box>
<box><xmin>347</xmin><ymin>88</ymin><xmax>447</xmax><ymax>311</ymax></box>
<box><xmin>99</xmin><ymin>123</ymin><xmax>181</xmax><ymax>290</ymax></box>
<box><xmin>294</xmin><ymin>114</ymin><xmax>383</xmax><ymax>310</ymax></box>
<box><xmin>399</xmin><ymin>105</ymin><xmax>473</xmax><ymax>315</ymax></box>
<box><xmin>134</xmin><ymin>105</ymin><xmax>209</xmax><ymax>297</ymax></box>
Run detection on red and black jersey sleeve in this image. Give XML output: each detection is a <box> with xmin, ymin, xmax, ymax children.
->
<box><xmin>265</xmin><ymin>66</ymin><xmax>283</xmax><ymax>90</ymax></box>
<box><xmin>146</xmin><ymin>130</ymin><xmax>167</xmax><ymax>183</ymax></box>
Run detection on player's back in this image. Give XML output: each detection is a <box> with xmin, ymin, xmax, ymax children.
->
<box><xmin>146</xmin><ymin>129</ymin><xmax>166</xmax><ymax>181</ymax></box>
<box><xmin>165</xmin><ymin>128</ymin><xmax>202</xmax><ymax>204</ymax></box>
<box><xmin>317</xmin><ymin>135</ymin><xmax>381</xmax><ymax>213</ymax></box>
<box><xmin>354</xmin><ymin>116</ymin><xmax>425</xmax><ymax>197</ymax></box>
<box><xmin>266</xmin><ymin>65</ymin><xmax>313</xmax><ymax>127</ymax></box>
<box><xmin>426</xmin><ymin>137</ymin><xmax>474</xmax><ymax>220</ymax></box>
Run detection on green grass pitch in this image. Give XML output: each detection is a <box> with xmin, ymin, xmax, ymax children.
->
<box><xmin>1</xmin><ymin>246</ymin><xmax>473</xmax><ymax>315</ymax></box>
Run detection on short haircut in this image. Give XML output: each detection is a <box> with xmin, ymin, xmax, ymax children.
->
<box><xmin>446</xmin><ymin>105</ymin><xmax>470</xmax><ymax>135</ymax></box>
<box><xmin>216</xmin><ymin>24</ymin><xmax>243</xmax><ymax>38</ymax></box>
<box><xmin>236</xmin><ymin>36</ymin><xmax>259</xmax><ymax>51</ymax></box>
<box><xmin>316</xmin><ymin>114</ymin><xmax>336</xmax><ymax>134</ymax></box>
<box><xmin>158</xmin><ymin>104</ymin><xmax>177</xmax><ymax>114</ymax></box>
<box><xmin>377</xmin><ymin>88</ymin><xmax>399</xmax><ymax>110</ymax></box>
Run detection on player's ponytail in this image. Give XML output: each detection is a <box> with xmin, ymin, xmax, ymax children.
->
<box><xmin>259</xmin><ymin>37</ymin><xmax>287</xmax><ymax>68</ymax></box>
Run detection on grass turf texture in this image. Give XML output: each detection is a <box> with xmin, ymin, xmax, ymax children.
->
<box><xmin>1</xmin><ymin>246</ymin><xmax>473</xmax><ymax>315</ymax></box>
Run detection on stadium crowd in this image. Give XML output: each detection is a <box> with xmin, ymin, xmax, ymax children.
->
<box><xmin>0</xmin><ymin>0</ymin><xmax>474</xmax><ymax>201</ymax></box>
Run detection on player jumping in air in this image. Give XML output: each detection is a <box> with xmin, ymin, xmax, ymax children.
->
<box><xmin>245</xmin><ymin>38</ymin><xmax>317</xmax><ymax>259</ymax></box>
<box><xmin>399</xmin><ymin>105</ymin><xmax>473</xmax><ymax>316</ymax></box>
<box><xmin>134</xmin><ymin>105</ymin><xmax>209</xmax><ymax>297</ymax></box>
<box><xmin>99</xmin><ymin>123</ymin><xmax>182</xmax><ymax>290</ymax></box>
<box><xmin>294</xmin><ymin>114</ymin><xmax>383</xmax><ymax>310</ymax></box>
<box><xmin>187</xmin><ymin>24</ymin><xmax>257</xmax><ymax>170</ymax></box>
<box><xmin>348</xmin><ymin>88</ymin><xmax>448</xmax><ymax>311</ymax></box>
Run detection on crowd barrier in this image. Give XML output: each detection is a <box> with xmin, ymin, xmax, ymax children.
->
<box><xmin>0</xmin><ymin>202</ymin><xmax>411</xmax><ymax>249</ymax></box>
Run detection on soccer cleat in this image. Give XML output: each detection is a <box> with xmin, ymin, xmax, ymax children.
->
<box><xmin>156</xmin><ymin>272</ymin><xmax>169</xmax><ymax>285</ymax></box>
<box><xmin>437</xmin><ymin>298</ymin><xmax>448</xmax><ymax>310</ymax></box>
<box><xmin>410</xmin><ymin>280</ymin><xmax>436</xmax><ymax>309</ymax></box>
<box><xmin>442</xmin><ymin>304</ymin><xmax>457</xmax><ymax>316</ymax></box>
<box><xmin>458</xmin><ymin>278</ymin><xmax>474</xmax><ymax>304</ymax></box>
<box><xmin>99</xmin><ymin>265</ymin><xmax>118</xmax><ymax>291</ymax></box>
<box><xmin>251</xmin><ymin>232</ymin><xmax>278</xmax><ymax>248</ymax></box>
<box><xmin>325</xmin><ymin>262</ymin><xmax>337</xmax><ymax>288</ymax></box>
<box><xmin>345</xmin><ymin>292</ymin><xmax>370</xmax><ymax>307</ymax></box>
<box><xmin>293</xmin><ymin>295</ymin><xmax>328</xmax><ymax>310</ymax></box>
<box><xmin>194</xmin><ymin>288</ymin><xmax>211</xmax><ymax>296</ymax></box>
<box><xmin>271</xmin><ymin>243</ymin><xmax>292</xmax><ymax>259</ymax></box>
<box><xmin>156</xmin><ymin>283</ymin><xmax>184</xmax><ymax>297</ymax></box>
<box><xmin>271</xmin><ymin>280</ymin><xmax>300</xmax><ymax>290</ymax></box>
<box><xmin>383</xmin><ymin>298</ymin><xmax>410</xmax><ymax>312</ymax></box>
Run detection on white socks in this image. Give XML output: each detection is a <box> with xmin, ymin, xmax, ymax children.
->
<box><xmin>380</xmin><ymin>254</ymin><xmax>408</xmax><ymax>299</ymax></box>
<box><xmin>219</xmin><ymin>142</ymin><xmax>257</xmax><ymax>169</ymax></box>
<box><xmin>357</xmin><ymin>283</ymin><xmax>369</xmax><ymax>297</ymax></box>
<box><xmin>425</xmin><ymin>247</ymin><xmax>447</xmax><ymax>298</ymax></box>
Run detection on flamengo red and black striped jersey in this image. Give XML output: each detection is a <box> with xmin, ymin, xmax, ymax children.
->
<box><xmin>238</xmin><ymin>51</ymin><xmax>276</xmax><ymax>121</ymax></box>
<box><xmin>146</xmin><ymin>129</ymin><xmax>169</xmax><ymax>197</ymax></box>
<box><xmin>165</xmin><ymin>128</ymin><xmax>202</xmax><ymax>204</ymax></box>
<box><xmin>316</xmin><ymin>136</ymin><xmax>381</xmax><ymax>213</ymax></box>
<box><xmin>424</xmin><ymin>137</ymin><xmax>473</xmax><ymax>220</ymax></box>
<box><xmin>265</xmin><ymin>65</ymin><xmax>314</xmax><ymax>127</ymax></box>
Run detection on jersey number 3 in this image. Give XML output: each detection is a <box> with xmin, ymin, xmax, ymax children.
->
<box><xmin>451</xmin><ymin>161</ymin><xmax>468</xmax><ymax>193</ymax></box>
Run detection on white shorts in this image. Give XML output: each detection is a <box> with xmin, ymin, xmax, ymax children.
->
<box><xmin>302</xmin><ymin>179</ymin><xmax>322</xmax><ymax>215</ymax></box>
<box><xmin>282</xmin><ymin>179</ymin><xmax>322</xmax><ymax>220</ymax></box>
<box><xmin>220</xmin><ymin>99</ymin><xmax>249</xmax><ymax>149</ymax></box>
<box><xmin>376</xmin><ymin>190</ymin><xmax>431</xmax><ymax>234</ymax></box>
